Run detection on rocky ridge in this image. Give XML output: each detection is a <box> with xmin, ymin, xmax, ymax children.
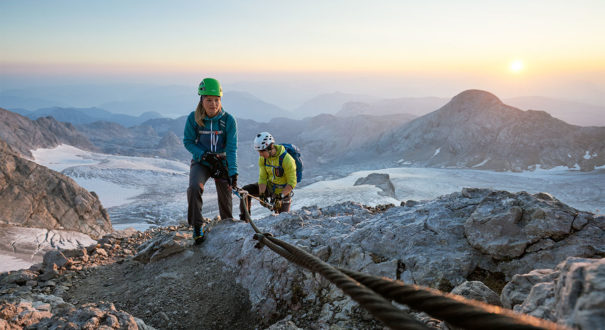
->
<box><xmin>0</xmin><ymin>138</ymin><xmax>111</xmax><ymax>238</ymax></box>
<box><xmin>2</xmin><ymin>188</ymin><xmax>602</xmax><ymax>329</ymax></box>
<box><xmin>0</xmin><ymin>108</ymin><xmax>96</xmax><ymax>158</ymax></box>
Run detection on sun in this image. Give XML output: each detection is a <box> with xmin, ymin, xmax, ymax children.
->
<box><xmin>509</xmin><ymin>60</ymin><xmax>524</xmax><ymax>73</ymax></box>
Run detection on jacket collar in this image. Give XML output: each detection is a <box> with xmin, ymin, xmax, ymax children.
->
<box><xmin>204</xmin><ymin>108</ymin><xmax>225</xmax><ymax>123</ymax></box>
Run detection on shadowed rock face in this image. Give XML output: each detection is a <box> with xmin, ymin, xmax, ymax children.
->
<box><xmin>0</xmin><ymin>138</ymin><xmax>111</xmax><ymax>238</ymax></box>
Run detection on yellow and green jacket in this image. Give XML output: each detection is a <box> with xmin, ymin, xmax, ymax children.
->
<box><xmin>258</xmin><ymin>144</ymin><xmax>297</xmax><ymax>194</ymax></box>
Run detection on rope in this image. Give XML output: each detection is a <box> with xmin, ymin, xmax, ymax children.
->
<box><xmin>236</xmin><ymin>190</ymin><xmax>566</xmax><ymax>330</ymax></box>
<box><xmin>235</xmin><ymin>187</ymin><xmax>274</xmax><ymax>211</ymax></box>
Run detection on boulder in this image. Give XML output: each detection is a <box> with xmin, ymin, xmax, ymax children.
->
<box><xmin>451</xmin><ymin>281</ymin><xmax>502</xmax><ymax>307</ymax></box>
<box><xmin>133</xmin><ymin>232</ymin><xmax>190</xmax><ymax>263</ymax></box>
<box><xmin>354</xmin><ymin>173</ymin><xmax>396</xmax><ymax>198</ymax></box>
<box><xmin>501</xmin><ymin>257</ymin><xmax>605</xmax><ymax>329</ymax></box>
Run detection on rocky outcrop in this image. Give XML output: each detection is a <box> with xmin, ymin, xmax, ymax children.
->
<box><xmin>201</xmin><ymin>188</ymin><xmax>603</xmax><ymax>327</ymax></box>
<box><xmin>501</xmin><ymin>257</ymin><xmax>605</xmax><ymax>329</ymax></box>
<box><xmin>354</xmin><ymin>173</ymin><xmax>396</xmax><ymax>198</ymax></box>
<box><xmin>0</xmin><ymin>138</ymin><xmax>111</xmax><ymax>238</ymax></box>
<box><xmin>2</xmin><ymin>189</ymin><xmax>602</xmax><ymax>329</ymax></box>
<box><xmin>372</xmin><ymin>90</ymin><xmax>605</xmax><ymax>171</ymax></box>
<box><xmin>0</xmin><ymin>108</ymin><xmax>96</xmax><ymax>158</ymax></box>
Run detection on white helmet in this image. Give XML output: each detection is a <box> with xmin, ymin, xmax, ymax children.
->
<box><xmin>253</xmin><ymin>132</ymin><xmax>275</xmax><ymax>151</ymax></box>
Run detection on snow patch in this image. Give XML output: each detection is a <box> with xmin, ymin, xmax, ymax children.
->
<box><xmin>0</xmin><ymin>255</ymin><xmax>34</xmax><ymax>273</ymax></box>
<box><xmin>32</xmin><ymin>145</ymin><xmax>97</xmax><ymax>171</ymax></box>
<box><xmin>30</xmin><ymin>144</ymin><xmax>185</xmax><ymax>208</ymax></box>
<box><xmin>583</xmin><ymin>151</ymin><xmax>597</xmax><ymax>160</ymax></box>
<box><xmin>472</xmin><ymin>158</ymin><xmax>490</xmax><ymax>168</ymax></box>
<box><xmin>431</xmin><ymin>148</ymin><xmax>441</xmax><ymax>158</ymax></box>
<box><xmin>74</xmin><ymin>178</ymin><xmax>143</xmax><ymax>208</ymax></box>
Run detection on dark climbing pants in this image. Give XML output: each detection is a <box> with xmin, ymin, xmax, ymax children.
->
<box><xmin>187</xmin><ymin>160</ymin><xmax>232</xmax><ymax>227</ymax></box>
<box><xmin>239</xmin><ymin>182</ymin><xmax>291</xmax><ymax>220</ymax></box>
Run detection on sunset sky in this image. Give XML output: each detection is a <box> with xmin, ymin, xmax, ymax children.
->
<box><xmin>1</xmin><ymin>0</ymin><xmax>604</xmax><ymax>107</ymax></box>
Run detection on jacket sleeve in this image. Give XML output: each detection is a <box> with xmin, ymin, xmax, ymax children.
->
<box><xmin>225</xmin><ymin>114</ymin><xmax>238</xmax><ymax>176</ymax></box>
<box><xmin>283</xmin><ymin>153</ymin><xmax>297</xmax><ymax>188</ymax></box>
<box><xmin>183</xmin><ymin>112</ymin><xmax>204</xmax><ymax>161</ymax></box>
<box><xmin>258</xmin><ymin>157</ymin><xmax>267</xmax><ymax>185</ymax></box>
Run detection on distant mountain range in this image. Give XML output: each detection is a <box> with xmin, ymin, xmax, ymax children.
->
<box><xmin>292</xmin><ymin>92</ymin><xmax>379</xmax><ymax>119</ymax></box>
<box><xmin>221</xmin><ymin>91</ymin><xmax>291</xmax><ymax>120</ymax></box>
<box><xmin>365</xmin><ymin>90</ymin><xmax>605</xmax><ymax>171</ymax></box>
<box><xmin>13</xmin><ymin>107</ymin><xmax>163</xmax><ymax>127</ymax></box>
<box><xmin>2</xmin><ymin>89</ymin><xmax>603</xmax><ymax>175</ymax></box>
<box><xmin>0</xmin><ymin>86</ymin><xmax>291</xmax><ymax>120</ymax></box>
<box><xmin>336</xmin><ymin>96</ymin><xmax>449</xmax><ymax>117</ymax></box>
<box><xmin>503</xmin><ymin>96</ymin><xmax>605</xmax><ymax>127</ymax></box>
<box><xmin>3</xmin><ymin>84</ymin><xmax>604</xmax><ymax>125</ymax></box>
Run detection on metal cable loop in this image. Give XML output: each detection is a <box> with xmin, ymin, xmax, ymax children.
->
<box><xmin>338</xmin><ymin>268</ymin><xmax>567</xmax><ymax>330</ymax></box>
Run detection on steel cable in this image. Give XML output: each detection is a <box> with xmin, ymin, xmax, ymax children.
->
<box><xmin>238</xmin><ymin>191</ymin><xmax>565</xmax><ymax>330</ymax></box>
<box><xmin>338</xmin><ymin>268</ymin><xmax>566</xmax><ymax>330</ymax></box>
<box><xmin>241</xmin><ymin>192</ymin><xmax>428</xmax><ymax>329</ymax></box>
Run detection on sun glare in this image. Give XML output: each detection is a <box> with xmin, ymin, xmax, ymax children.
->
<box><xmin>509</xmin><ymin>60</ymin><xmax>524</xmax><ymax>73</ymax></box>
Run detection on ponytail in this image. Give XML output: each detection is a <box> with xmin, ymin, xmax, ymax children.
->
<box><xmin>194</xmin><ymin>96</ymin><xmax>206</xmax><ymax>127</ymax></box>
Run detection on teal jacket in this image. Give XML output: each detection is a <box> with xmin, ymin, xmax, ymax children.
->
<box><xmin>183</xmin><ymin>109</ymin><xmax>238</xmax><ymax>176</ymax></box>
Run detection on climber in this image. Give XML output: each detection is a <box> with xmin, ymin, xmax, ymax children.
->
<box><xmin>239</xmin><ymin>132</ymin><xmax>297</xmax><ymax>220</ymax></box>
<box><xmin>183</xmin><ymin>78</ymin><xmax>238</xmax><ymax>244</ymax></box>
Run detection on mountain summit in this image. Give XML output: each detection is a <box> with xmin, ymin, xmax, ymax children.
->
<box><xmin>443</xmin><ymin>89</ymin><xmax>504</xmax><ymax>113</ymax></box>
<box><xmin>372</xmin><ymin>89</ymin><xmax>605</xmax><ymax>171</ymax></box>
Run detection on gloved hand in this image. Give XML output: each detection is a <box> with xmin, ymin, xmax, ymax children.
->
<box><xmin>271</xmin><ymin>193</ymin><xmax>283</xmax><ymax>212</ymax></box>
<box><xmin>259</xmin><ymin>192</ymin><xmax>268</xmax><ymax>203</ymax></box>
<box><xmin>230</xmin><ymin>174</ymin><xmax>238</xmax><ymax>188</ymax></box>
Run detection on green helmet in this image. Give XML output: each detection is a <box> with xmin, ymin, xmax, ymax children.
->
<box><xmin>198</xmin><ymin>78</ymin><xmax>223</xmax><ymax>96</ymax></box>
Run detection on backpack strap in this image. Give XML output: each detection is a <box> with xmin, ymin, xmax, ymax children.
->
<box><xmin>278</xmin><ymin>151</ymin><xmax>286</xmax><ymax>168</ymax></box>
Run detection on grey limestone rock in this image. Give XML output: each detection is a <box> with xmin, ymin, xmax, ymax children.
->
<box><xmin>451</xmin><ymin>281</ymin><xmax>502</xmax><ymax>307</ymax></box>
<box><xmin>0</xmin><ymin>138</ymin><xmax>111</xmax><ymax>238</ymax></box>
<box><xmin>133</xmin><ymin>231</ymin><xmax>190</xmax><ymax>263</ymax></box>
<box><xmin>501</xmin><ymin>257</ymin><xmax>605</xmax><ymax>329</ymax></box>
<box><xmin>354</xmin><ymin>172</ymin><xmax>397</xmax><ymax>198</ymax></box>
<box><xmin>201</xmin><ymin>188</ymin><xmax>603</xmax><ymax>326</ymax></box>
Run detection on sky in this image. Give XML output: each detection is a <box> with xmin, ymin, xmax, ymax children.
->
<box><xmin>1</xmin><ymin>0</ymin><xmax>605</xmax><ymax>108</ymax></box>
